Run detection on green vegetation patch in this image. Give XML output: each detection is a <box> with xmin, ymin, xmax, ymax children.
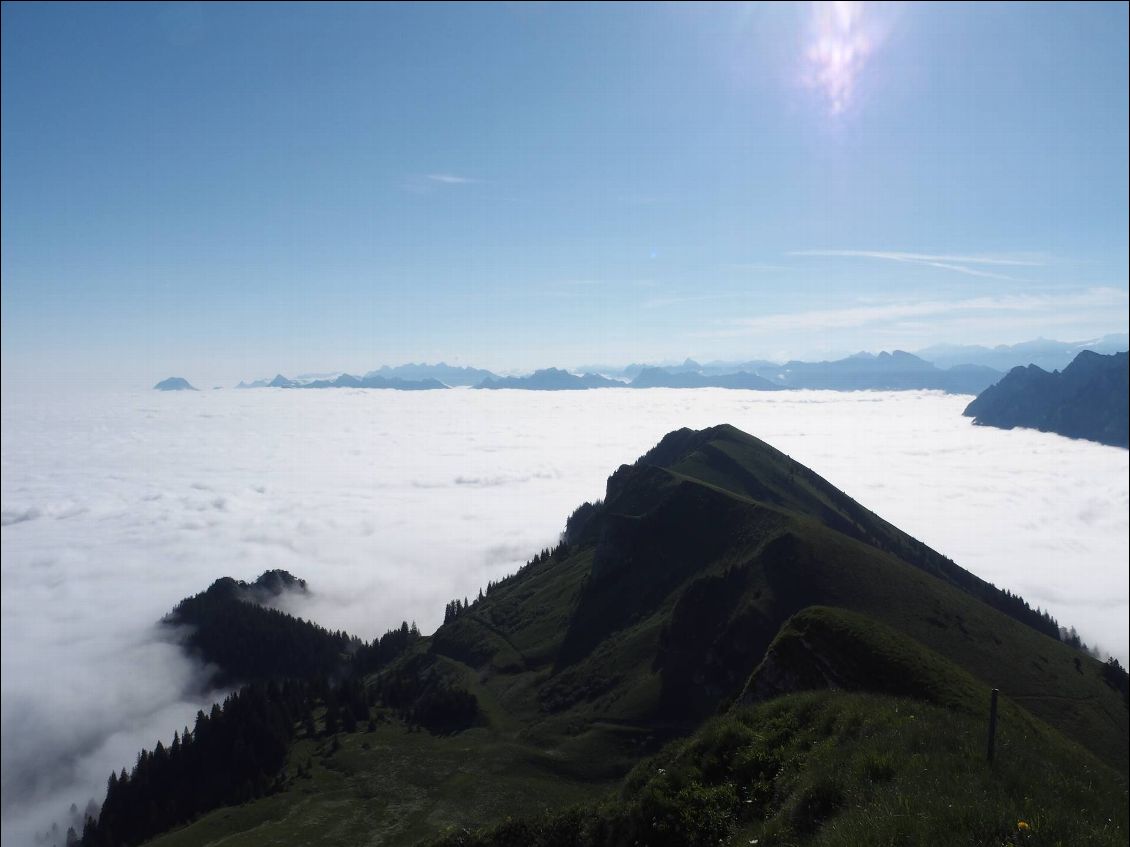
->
<box><xmin>432</xmin><ymin>691</ymin><xmax>1128</xmax><ymax>847</ymax></box>
<box><xmin>146</xmin><ymin>719</ymin><xmax>614</xmax><ymax>847</ymax></box>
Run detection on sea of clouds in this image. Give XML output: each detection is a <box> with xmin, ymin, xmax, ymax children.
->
<box><xmin>2</xmin><ymin>386</ymin><xmax>1127</xmax><ymax>844</ymax></box>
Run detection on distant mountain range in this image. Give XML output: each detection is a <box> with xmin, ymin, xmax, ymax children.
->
<box><xmin>476</xmin><ymin>368</ymin><xmax>624</xmax><ymax>390</ymax></box>
<box><xmin>597</xmin><ymin>357</ymin><xmax>780</xmax><ymax>380</ymax></box>
<box><xmin>487</xmin><ymin>352</ymin><xmax>998</xmax><ymax>394</ymax></box>
<box><xmin>365</xmin><ymin>362</ymin><xmax>499</xmax><ymax>387</ymax></box>
<box><xmin>757</xmin><ymin>351</ymin><xmax>1002</xmax><ymax>394</ymax></box>
<box><xmin>964</xmin><ymin>350</ymin><xmax>1129</xmax><ymax>448</ymax></box>
<box><xmin>628</xmin><ymin>367</ymin><xmax>780</xmax><ymax>390</ymax></box>
<box><xmin>234</xmin><ymin>353</ymin><xmax>996</xmax><ymax>395</ymax></box>
<box><xmin>237</xmin><ymin>373</ymin><xmax>447</xmax><ymax>391</ymax></box>
<box><xmin>222</xmin><ymin>336</ymin><xmax>1127</xmax><ymax>395</ymax></box>
<box><xmin>916</xmin><ymin>334</ymin><xmax>1129</xmax><ymax>373</ymax></box>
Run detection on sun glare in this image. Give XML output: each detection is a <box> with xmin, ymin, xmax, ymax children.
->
<box><xmin>804</xmin><ymin>0</ymin><xmax>890</xmax><ymax>116</ymax></box>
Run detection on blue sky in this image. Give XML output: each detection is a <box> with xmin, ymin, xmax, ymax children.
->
<box><xmin>2</xmin><ymin>2</ymin><xmax>1127</xmax><ymax>383</ymax></box>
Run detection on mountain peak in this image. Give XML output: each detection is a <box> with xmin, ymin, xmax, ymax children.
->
<box><xmin>634</xmin><ymin>424</ymin><xmax>745</xmax><ymax>467</ymax></box>
<box><xmin>965</xmin><ymin>350</ymin><xmax>1128</xmax><ymax>447</ymax></box>
<box><xmin>154</xmin><ymin>377</ymin><xmax>196</xmax><ymax>391</ymax></box>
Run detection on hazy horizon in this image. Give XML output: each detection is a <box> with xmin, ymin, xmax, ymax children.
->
<box><xmin>4</xmin><ymin>329</ymin><xmax>1128</xmax><ymax>395</ymax></box>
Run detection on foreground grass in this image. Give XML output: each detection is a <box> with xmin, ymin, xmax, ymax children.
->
<box><xmin>145</xmin><ymin>715</ymin><xmax>614</xmax><ymax>847</ymax></box>
<box><xmin>433</xmin><ymin>691</ymin><xmax>1128</xmax><ymax>847</ymax></box>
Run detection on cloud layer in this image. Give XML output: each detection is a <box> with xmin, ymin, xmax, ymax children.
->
<box><xmin>2</xmin><ymin>386</ymin><xmax>1126</xmax><ymax>843</ymax></box>
<box><xmin>705</xmin><ymin>287</ymin><xmax>1129</xmax><ymax>339</ymax></box>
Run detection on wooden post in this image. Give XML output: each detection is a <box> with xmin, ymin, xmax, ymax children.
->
<box><xmin>987</xmin><ymin>688</ymin><xmax>999</xmax><ymax>763</ymax></box>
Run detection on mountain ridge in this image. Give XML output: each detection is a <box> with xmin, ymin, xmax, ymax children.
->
<box><xmin>208</xmin><ymin>337</ymin><xmax>1127</xmax><ymax>394</ymax></box>
<box><xmin>77</xmin><ymin>424</ymin><xmax>1129</xmax><ymax>847</ymax></box>
<box><xmin>964</xmin><ymin>350</ymin><xmax>1129</xmax><ymax>447</ymax></box>
<box><xmin>918</xmin><ymin>334</ymin><xmax>1129</xmax><ymax>372</ymax></box>
<box><xmin>475</xmin><ymin>368</ymin><xmax>625</xmax><ymax>390</ymax></box>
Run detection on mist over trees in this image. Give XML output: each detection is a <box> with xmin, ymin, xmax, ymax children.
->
<box><xmin>76</xmin><ymin>584</ymin><xmax>485</xmax><ymax>846</ymax></box>
<box><xmin>167</xmin><ymin>577</ymin><xmax>357</xmax><ymax>684</ymax></box>
<box><xmin>81</xmin><ymin>684</ymin><xmax>300</xmax><ymax>847</ymax></box>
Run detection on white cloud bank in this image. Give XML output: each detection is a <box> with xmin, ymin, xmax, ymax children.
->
<box><xmin>2</xmin><ymin>387</ymin><xmax>1126</xmax><ymax>843</ymax></box>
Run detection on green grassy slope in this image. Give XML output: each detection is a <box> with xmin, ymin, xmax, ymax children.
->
<box><xmin>432</xmin><ymin>690</ymin><xmax>1127</xmax><ymax>847</ymax></box>
<box><xmin>431</xmin><ymin>607</ymin><xmax>1127</xmax><ymax>847</ymax></box>
<box><xmin>139</xmin><ymin>424</ymin><xmax>1126</xmax><ymax>845</ymax></box>
<box><xmin>427</xmin><ymin>425</ymin><xmax>1126</xmax><ymax>771</ymax></box>
<box><xmin>145</xmin><ymin>712</ymin><xmax>613</xmax><ymax>847</ymax></box>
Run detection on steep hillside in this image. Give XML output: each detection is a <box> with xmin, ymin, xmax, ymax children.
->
<box><xmin>435</xmin><ymin>609</ymin><xmax>1127</xmax><ymax>847</ymax></box>
<box><xmin>964</xmin><ymin>349</ymin><xmax>1129</xmax><ymax>447</ymax></box>
<box><xmin>428</xmin><ymin>425</ymin><xmax>1125</xmax><ymax>768</ymax></box>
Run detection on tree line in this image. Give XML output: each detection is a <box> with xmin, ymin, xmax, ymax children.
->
<box><xmin>80</xmin><ymin>682</ymin><xmax>301</xmax><ymax>846</ymax></box>
<box><xmin>78</xmin><ymin>612</ymin><xmax>426</xmax><ymax>847</ymax></box>
<box><xmin>166</xmin><ymin>578</ymin><xmax>357</xmax><ymax>684</ymax></box>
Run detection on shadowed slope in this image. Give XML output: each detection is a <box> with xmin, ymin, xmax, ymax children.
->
<box><xmin>431</xmin><ymin>424</ymin><xmax>1126</xmax><ymax>772</ymax></box>
<box><xmin>964</xmin><ymin>350</ymin><xmax>1129</xmax><ymax>447</ymax></box>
